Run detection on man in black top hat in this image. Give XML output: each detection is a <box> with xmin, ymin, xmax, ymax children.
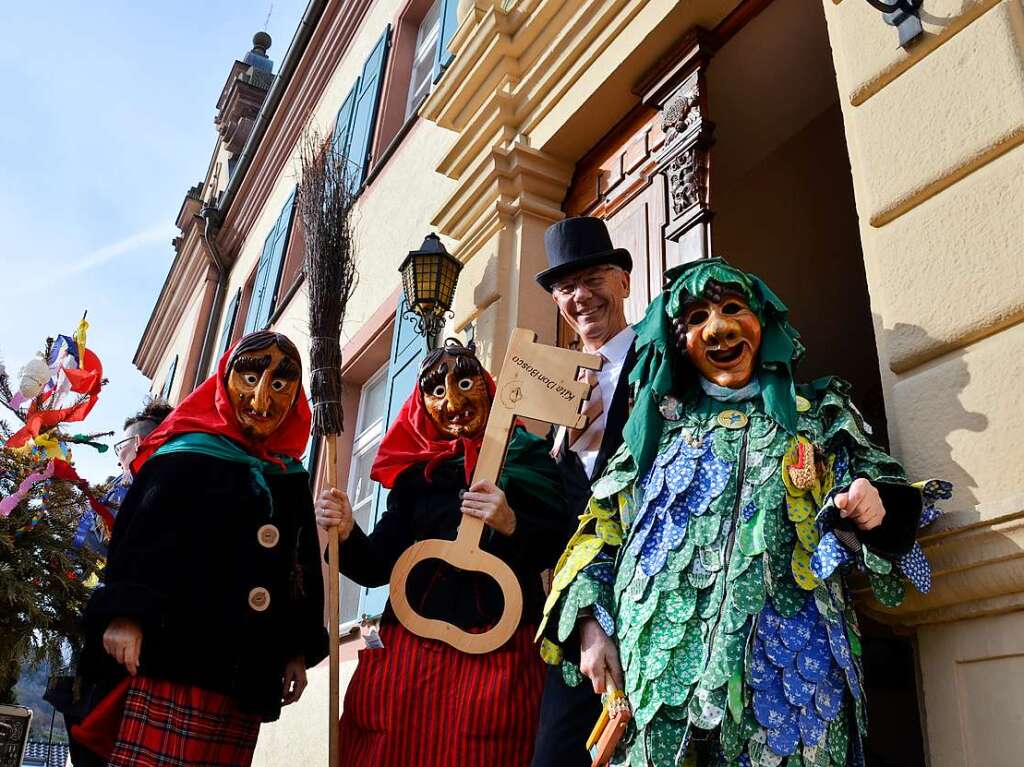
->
<box><xmin>532</xmin><ymin>216</ymin><xmax>638</xmax><ymax>767</ymax></box>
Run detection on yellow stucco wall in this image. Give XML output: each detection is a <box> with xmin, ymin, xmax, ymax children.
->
<box><xmin>823</xmin><ymin>1</ymin><xmax>1024</xmax><ymax>763</ymax></box>
<box><xmin>149</xmin><ymin>276</ymin><xmax>208</xmax><ymax>403</ymax></box>
<box><xmin>220</xmin><ymin>1</ymin><xmax>459</xmax><ymax>369</ymax></box>
<box><xmin>142</xmin><ymin>1</ymin><xmax>1024</xmax><ymax>764</ymax></box>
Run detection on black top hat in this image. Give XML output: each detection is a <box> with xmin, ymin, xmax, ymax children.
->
<box><xmin>536</xmin><ymin>216</ymin><xmax>633</xmax><ymax>291</ymax></box>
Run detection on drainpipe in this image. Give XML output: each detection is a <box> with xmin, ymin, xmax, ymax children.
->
<box><xmin>193</xmin><ymin>209</ymin><xmax>229</xmax><ymax>388</ymax></box>
<box><xmin>192</xmin><ymin>0</ymin><xmax>327</xmax><ymax>386</ymax></box>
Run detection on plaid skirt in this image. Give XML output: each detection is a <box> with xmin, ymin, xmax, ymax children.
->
<box><xmin>107</xmin><ymin>676</ymin><xmax>261</xmax><ymax>767</ymax></box>
<box><xmin>338</xmin><ymin>621</ymin><xmax>545</xmax><ymax>767</ymax></box>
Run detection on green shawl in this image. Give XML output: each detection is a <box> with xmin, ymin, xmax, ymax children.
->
<box><xmin>624</xmin><ymin>257</ymin><xmax>805</xmax><ymax>479</ymax></box>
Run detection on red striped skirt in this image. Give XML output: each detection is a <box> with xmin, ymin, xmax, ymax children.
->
<box><xmin>107</xmin><ymin>676</ymin><xmax>261</xmax><ymax>767</ymax></box>
<box><xmin>338</xmin><ymin>621</ymin><xmax>545</xmax><ymax>767</ymax></box>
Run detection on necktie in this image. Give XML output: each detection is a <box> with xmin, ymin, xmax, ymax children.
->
<box><xmin>550</xmin><ymin>354</ymin><xmax>606</xmax><ymax>459</ymax></box>
<box><xmin>569</xmin><ymin>364</ymin><xmax>604</xmax><ymax>450</ymax></box>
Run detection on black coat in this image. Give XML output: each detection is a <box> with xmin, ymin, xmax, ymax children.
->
<box><xmin>83</xmin><ymin>452</ymin><xmax>328</xmax><ymax>721</ymax></box>
<box><xmin>338</xmin><ymin>448</ymin><xmax>569</xmax><ymax>631</ymax></box>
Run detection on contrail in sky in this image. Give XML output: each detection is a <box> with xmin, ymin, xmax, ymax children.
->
<box><xmin>66</xmin><ymin>224</ymin><xmax>175</xmax><ymax>275</ymax></box>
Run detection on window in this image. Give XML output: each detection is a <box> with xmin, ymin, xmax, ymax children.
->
<box><xmin>335</xmin><ymin>298</ymin><xmax>426</xmax><ymax>624</ymax></box>
<box><xmin>339</xmin><ymin>366</ymin><xmax>390</xmax><ymax>626</ymax></box>
<box><xmin>332</xmin><ymin>27</ymin><xmax>392</xmax><ymax>192</ymax></box>
<box><xmin>159</xmin><ymin>355</ymin><xmax>178</xmax><ymax>401</ymax></box>
<box><xmin>405</xmin><ymin>2</ymin><xmax>441</xmax><ymax>118</ymax></box>
<box><xmin>243</xmin><ymin>188</ymin><xmax>297</xmax><ymax>333</ymax></box>
<box><xmin>217</xmin><ymin>288</ymin><xmax>242</xmax><ymax>357</ymax></box>
<box><xmin>356</xmin><ymin>297</ymin><xmax>427</xmax><ymax>619</ymax></box>
<box><xmin>403</xmin><ymin>0</ymin><xmax>458</xmax><ymax>119</ymax></box>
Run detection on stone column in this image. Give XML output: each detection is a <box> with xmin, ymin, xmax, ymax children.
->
<box><xmin>419</xmin><ymin>1</ymin><xmax>575</xmax><ymax>370</ymax></box>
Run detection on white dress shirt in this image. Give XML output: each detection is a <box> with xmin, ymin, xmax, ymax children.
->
<box><xmin>571</xmin><ymin>326</ymin><xmax>636</xmax><ymax>478</ymax></box>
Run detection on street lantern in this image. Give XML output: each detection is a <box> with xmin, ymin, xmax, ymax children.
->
<box><xmin>398</xmin><ymin>233</ymin><xmax>463</xmax><ymax>341</ymax></box>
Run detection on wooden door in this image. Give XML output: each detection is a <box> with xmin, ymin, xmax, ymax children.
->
<box><xmin>559</xmin><ymin>106</ymin><xmax>678</xmax><ymax>343</ymax></box>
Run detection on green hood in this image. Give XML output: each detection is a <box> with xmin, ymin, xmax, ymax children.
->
<box><xmin>624</xmin><ymin>257</ymin><xmax>805</xmax><ymax>477</ymax></box>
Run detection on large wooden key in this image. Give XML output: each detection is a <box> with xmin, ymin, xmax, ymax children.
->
<box><xmin>388</xmin><ymin>328</ymin><xmax>603</xmax><ymax>653</ymax></box>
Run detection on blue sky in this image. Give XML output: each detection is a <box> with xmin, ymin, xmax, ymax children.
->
<box><xmin>0</xmin><ymin>2</ymin><xmax>306</xmax><ymax>482</ymax></box>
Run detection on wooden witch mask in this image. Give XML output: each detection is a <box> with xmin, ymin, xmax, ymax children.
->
<box><xmin>419</xmin><ymin>342</ymin><xmax>491</xmax><ymax>440</ymax></box>
<box><xmin>225</xmin><ymin>332</ymin><xmax>302</xmax><ymax>441</ymax></box>
<box><xmin>673</xmin><ymin>281</ymin><xmax>762</xmax><ymax>389</ymax></box>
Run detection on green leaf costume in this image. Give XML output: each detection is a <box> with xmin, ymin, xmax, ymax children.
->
<box><xmin>538</xmin><ymin>259</ymin><xmax>951</xmax><ymax>766</ymax></box>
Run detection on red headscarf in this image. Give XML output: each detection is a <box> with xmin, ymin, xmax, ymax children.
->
<box><xmin>131</xmin><ymin>341</ymin><xmax>312</xmax><ymax>474</ymax></box>
<box><xmin>370</xmin><ymin>372</ymin><xmax>496</xmax><ymax>488</ymax></box>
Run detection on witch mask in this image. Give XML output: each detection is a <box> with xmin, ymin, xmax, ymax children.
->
<box><xmin>226</xmin><ymin>334</ymin><xmax>302</xmax><ymax>441</ymax></box>
<box><xmin>419</xmin><ymin>341</ymin><xmax>490</xmax><ymax>440</ymax></box>
<box><xmin>674</xmin><ymin>280</ymin><xmax>762</xmax><ymax>389</ymax></box>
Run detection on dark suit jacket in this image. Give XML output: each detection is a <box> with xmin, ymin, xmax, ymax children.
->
<box><xmin>553</xmin><ymin>341</ymin><xmax>638</xmax><ymax>521</ymax></box>
<box><xmin>531</xmin><ymin>340</ymin><xmax>638</xmax><ymax>767</ymax></box>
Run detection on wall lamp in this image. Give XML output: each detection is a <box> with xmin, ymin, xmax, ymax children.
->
<box><xmin>864</xmin><ymin>0</ymin><xmax>924</xmax><ymax>47</ymax></box>
<box><xmin>399</xmin><ymin>233</ymin><xmax>463</xmax><ymax>342</ymax></box>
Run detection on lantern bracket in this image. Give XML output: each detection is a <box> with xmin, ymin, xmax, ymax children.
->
<box><xmin>401</xmin><ymin>305</ymin><xmax>452</xmax><ymax>341</ymax></box>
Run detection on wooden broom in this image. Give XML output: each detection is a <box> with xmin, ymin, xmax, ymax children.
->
<box><xmin>298</xmin><ymin>129</ymin><xmax>358</xmax><ymax>767</ymax></box>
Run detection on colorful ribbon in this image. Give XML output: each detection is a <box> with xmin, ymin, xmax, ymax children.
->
<box><xmin>0</xmin><ymin>460</ymin><xmax>56</xmax><ymax>517</ymax></box>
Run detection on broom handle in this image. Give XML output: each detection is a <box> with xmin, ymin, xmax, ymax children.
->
<box><xmin>327</xmin><ymin>435</ymin><xmax>340</xmax><ymax>767</ymax></box>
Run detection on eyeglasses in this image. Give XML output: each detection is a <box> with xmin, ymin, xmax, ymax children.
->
<box><xmin>114</xmin><ymin>435</ymin><xmax>140</xmax><ymax>455</ymax></box>
<box><xmin>550</xmin><ymin>266</ymin><xmax>619</xmax><ymax>298</ymax></box>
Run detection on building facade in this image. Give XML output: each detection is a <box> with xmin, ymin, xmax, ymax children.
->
<box><xmin>134</xmin><ymin>1</ymin><xmax>1024</xmax><ymax>764</ymax></box>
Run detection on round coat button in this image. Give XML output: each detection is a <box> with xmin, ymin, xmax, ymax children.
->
<box><xmin>248</xmin><ymin>587</ymin><xmax>270</xmax><ymax>612</ymax></box>
<box><xmin>717</xmin><ymin>410</ymin><xmax>748</xmax><ymax>430</ymax></box>
<box><xmin>795</xmin><ymin>395</ymin><xmax>812</xmax><ymax>413</ymax></box>
<box><xmin>257</xmin><ymin>524</ymin><xmax>280</xmax><ymax>548</ymax></box>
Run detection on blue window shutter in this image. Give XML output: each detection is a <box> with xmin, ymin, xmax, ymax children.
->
<box><xmin>260</xmin><ymin>187</ymin><xmax>297</xmax><ymax>323</ymax></box>
<box><xmin>244</xmin><ymin>189</ymin><xmax>297</xmax><ymax>332</ymax></box>
<box><xmin>359</xmin><ymin>297</ymin><xmax>426</xmax><ymax>619</ymax></box>
<box><xmin>243</xmin><ymin>231</ymin><xmax>275</xmax><ymax>333</ymax></box>
<box><xmin>433</xmin><ymin>0</ymin><xmax>458</xmax><ymax>82</ymax></box>
<box><xmin>347</xmin><ymin>26</ymin><xmax>391</xmax><ymax>192</ymax></box>
<box><xmin>305</xmin><ymin>427</ymin><xmax>321</xmax><ymax>489</ymax></box>
<box><xmin>218</xmin><ymin>288</ymin><xmax>241</xmax><ymax>357</ymax></box>
<box><xmin>332</xmin><ymin>84</ymin><xmax>360</xmax><ymax>168</ymax></box>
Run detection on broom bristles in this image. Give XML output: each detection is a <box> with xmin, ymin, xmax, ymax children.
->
<box><xmin>299</xmin><ymin>131</ymin><xmax>358</xmax><ymax>438</ymax></box>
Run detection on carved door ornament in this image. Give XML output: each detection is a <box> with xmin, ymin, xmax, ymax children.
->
<box><xmin>638</xmin><ymin>28</ymin><xmax>716</xmax><ymax>262</ymax></box>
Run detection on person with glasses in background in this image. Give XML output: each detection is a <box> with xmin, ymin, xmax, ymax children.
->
<box><xmin>46</xmin><ymin>398</ymin><xmax>173</xmax><ymax>767</ymax></box>
<box><xmin>531</xmin><ymin>216</ymin><xmax>639</xmax><ymax>767</ymax></box>
<box><xmin>104</xmin><ymin>399</ymin><xmax>175</xmax><ymax>517</ymax></box>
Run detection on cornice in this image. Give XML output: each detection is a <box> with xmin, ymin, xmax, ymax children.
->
<box><xmin>133</xmin><ymin>218</ymin><xmax>213</xmax><ymax>377</ymax></box>
<box><xmin>217</xmin><ymin>0</ymin><xmax>374</xmax><ymax>261</ymax></box>
<box><xmin>432</xmin><ymin>142</ymin><xmax>572</xmax><ymax>259</ymax></box>
<box><xmin>855</xmin><ymin>492</ymin><xmax>1024</xmax><ymax>627</ymax></box>
<box><xmin>423</xmin><ymin>0</ymin><xmax>672</xmax><ymax>254</ymax></box>
<box><xmin>423</xmin><ymin>0</ymin><xmax>638</xmax><ymax>138</ymax></box>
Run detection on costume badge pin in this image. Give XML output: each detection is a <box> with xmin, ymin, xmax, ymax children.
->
<box><xmin>717</xmin><ymin>410</ymin><xmax>748</xmax><ymax>430</ymax></box>
<box><xmin>788</xmin><ymin>440</ymin><xmax>818</xmax><ymax>491</ymax></box>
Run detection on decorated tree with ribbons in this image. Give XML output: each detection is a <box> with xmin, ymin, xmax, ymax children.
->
<box><xmin>0</xmin><ymin>317</ymin><xmax>110</xmax><ymax>701</ymax></box>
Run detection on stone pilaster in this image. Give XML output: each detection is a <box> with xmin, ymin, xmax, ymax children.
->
<box><xmin>822</xmin><ymin>1</ymin><xmax>1024</xmax><ymax>764</ymax></box>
